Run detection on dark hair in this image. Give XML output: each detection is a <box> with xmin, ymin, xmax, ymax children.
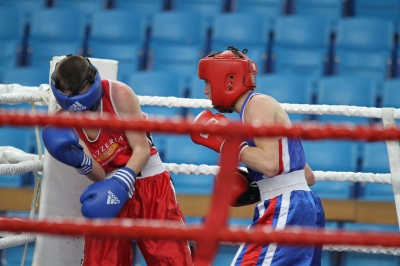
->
<box><xmin>52</xmin><ymin>55</ymin><xmax>92</xmax><ymax>94</ymax></box>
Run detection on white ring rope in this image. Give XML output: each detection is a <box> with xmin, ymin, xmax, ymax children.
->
<box><xmin>1</xmin><ymin>83</ymin><xmax>400</xmax><ymax>118</ymax></box>
<box><xmin>0</xmin><ymin>160</ymin><xmax>43</xmax><ymax>175</ymax></box>
<box><xmin>0</xmin><ymin>84</ymin><xmax>399</xmax><ymax>255</ymax></box>
<box><xmin>0</xmin><ymin>158</ymin><xmax>393</xmax><ymax>184</ymax></box>
<box><xmin>0</xmin><ymin>233</ymin><xmax>36</xmax><ymax>250</ymax></box>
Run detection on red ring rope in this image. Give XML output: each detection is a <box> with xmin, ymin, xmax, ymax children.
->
<box><xmin>0</xmin><ymin>110</ymin><xmax>398</xmax><ymax>141</ymax></box>
<box><xmin>1</xmin><ymin>218</ymin><xmax>400</xmax><ymax>248</ymax></box>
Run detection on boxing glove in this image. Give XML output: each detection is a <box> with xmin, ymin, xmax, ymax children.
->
<box><xmin>42</xmin><ymin>126</ymin><xmax>92</xmax><ymax>175</ymax></box>
<box><xmin>80</xmin><ymin>167</ymin><xmax>136</xmax><ymax>219</ymax></box>
<box><xmin>190</xmin><ymin>110</ymin><xmax>249</xmax><ymax>159</ymax></box>
<box><xmin>190</xmin><ymin>110</ymin><xmax>229</xmax><ymax>153</ymax></box>
<box><xmin>229</xmin><ymin>168</ymin><xmax>260</xmax><ymax>207</ymax></box>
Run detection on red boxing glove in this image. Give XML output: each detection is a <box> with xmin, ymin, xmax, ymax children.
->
<box><xmin>229</xmin><ymin>168</ymin><xmax>260</xmax><ymax>207</ymax></box>
<box><xmin>190</xmin><ymin>110</ymin><xmax>229</xmax><ymax>153</ymax></box>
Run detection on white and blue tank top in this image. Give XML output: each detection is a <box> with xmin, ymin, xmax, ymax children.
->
<box><xmin>240</xmin><ymin>91</ymin><xmax>306</xmax><ymax>182</ymax></box>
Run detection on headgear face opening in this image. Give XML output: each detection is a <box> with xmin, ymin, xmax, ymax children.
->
<box><xmin>198</xmin><ymin>46</ymin><xmax>258</xmax><ymax>113</ymax></box>
<box><xmin>51</xmin><ymin>55</ymin><xmax>103</xmax><ymax>112</ymax></box>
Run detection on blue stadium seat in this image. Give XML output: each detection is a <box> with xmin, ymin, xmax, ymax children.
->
<box><xmin>51</xmin><ymin>0</ymin><xmax>109</xmax><ymax>20</ymax></box>
<box><xmin>302</xmin><ymin>140</ymin><xmax>360</xmax><ymax>171</ymax></box>
<box><xmin>381</xmin><ymin>78</ymin><xmax>400</xmax><ymax>108</ymax></box>
<box><xmin>113</xmin><ymin>0</ymin><xmax>166</xmax><ymax>13</ymax></box>
<box><xmin>271</xmin><ymin>48</ymin><xmax>329</xmax><ymax>77</ymax></box>
<box><xmin>342</xmin><ymin>223</ymin><xmax>400</xmax><ymax>266</ymax></box>
<box><xmin>333</xmin><ymin>17</ymin><xmax>395</xmax><ymax>80</ymax></box>
<box><xmin>1</xmin><ymin>66</ymin><xmax>49</xmax><ymax>86</ymax></box>
<box><xmin>87</xmin><ymin>9</ymin><xmax>148</xmax><ymax>77</ymax></box>
<box><xmin>171</xmin><ymin>0</ymin><xmax>228</xmax><ymax>18</ymax></box>
<box><xmin>353</xmin><ymin>0</ymin><xmax>400</xmax><ymax>24</ymax></box>
<box><xmin>52</xmin><ymin>0</ymin><xmax>108</xmax><ymax>10</ymax></box>
<box><xmin>334</xmin><ymin>50</ymin><xmax>392</xmax><ymax>81</ymax></box>
<box><xmin>335</xmin><ymin>17</ymin><xmax>395</xmax><ymax>52</ymax></box>
<box><xmin>163</xmin><ymin>134</ymin><xmax>219</xmax><ymax>165</ymax></box>
<box><xmin>232</xmin><ymin>0</ymin><xmax>287</xmax><ymax>17</ymax></box>
<box><xmin>88</xmin><ymin>9</ymin><xmax>147</xmax><ymax>46</ymax></box>
<box><xmin>146</xmin><ymin>11</ymin><xmax>209</xmax><ymax>74</ymax></box>
<box><xmin>358</xmin><ymin>181</ymin><xmax>394</xmax><ymax>201</ymax></box>
<box><xmin>210</xmin><ymin>13</ymin><xmax>271</xmax><ymax>53</ymax></box>
<box><xmin>0</xmin><ymin>0</ymin><xmax>47</xmax><ymax>19</ymax></box>
<box><xmin>89</xmin><ymin>43</ymin><xmax>143</xmax><ymax>82</ymax></box>
<box><xmin>358</xmin><ymin>142</ymin><xmax>394</xmax><ymax>201</ymax></box>
<box><xmin>126</xmin><ymin>71</ymin><xmax>186</xmax><ymax>117</ymax></box>
<box><xmin>361</xmin><ymin>142</ymin><xmax>390</xmax><ymax>174</ymax></box>
<box><xmin>127</xmin><ymin>70</ymin><xmax>185</xmax><ymax>97</ymax></box>
<box><xmin>292</xmin><ymin>0</ymin><xmax>344</xmax><ymax>24</ymax></box>
<box><xmin>256</xmin><ymin>73</ymin><xmax>314</xmax><ymax>121</ymax></box>
<box><xmin>149</xmin><ymin>11</ymin><xmax>209</xmax><ymax>47</ymax></box>
<box><xmin>302</xmin><ymin>140</ymin><xmax>359</xmax><ymax>199</ymax></box>
<box><xmin>210</xmin><ymin>13</ymin><xmax>271</xmax><ymax>72</ymax></box>
<box><xmin>163</xmin><ymin>134</ymin><xmax>219</xmax><ymax>194</ymax></box>
<box><xmin>147</xmin><ymin>44</ymin><xmax>205</xmax><ymax>79</ymax></box>
<box><xmin>315</xmin><ymin>76</ymin><xmax>378</xmax><ymax>124</ymax></box>
<box><xmin>26</xmin><ymin>9</ymin><xmax>87</xmax><ymax>66</ymax></box>
<box><xmin>270</xmin><ymin>15</ymin><xmax>332</xmax><ymax>77</ymax></box>
<box><xmin>0</xmin><ymin>7</ymin><xmax>26</xmax><ymax>79</ymax></box>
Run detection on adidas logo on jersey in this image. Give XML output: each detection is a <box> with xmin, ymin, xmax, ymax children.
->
<box><xmin>68</xmin><ymin>101</ymin><xmax>87</xmax><ymax>111</ymax></box>
<box><xmin>107</xmin><ymin>190</ymin><xmax>120</xmax><ymax>205</ymax></box>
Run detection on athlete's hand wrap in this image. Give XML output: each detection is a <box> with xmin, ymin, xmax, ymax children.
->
<box><xmin>42</xmin><ymin>126</ymin><xmax>93</xmax><ymax>175</ymax></box>
<box><xmin>190</xmin><ymin>110</ymin><xmax>249</xmax><ymax>159</ymax></box>
<box><xmin>80</xmin><ymin>167</ymin><xmax>136</xmax><ymax>219</ymax></box>
<box><xmin>229</xmin><ymin>168</ymin><xmax>260</xmax><ymax>207</ymax></box>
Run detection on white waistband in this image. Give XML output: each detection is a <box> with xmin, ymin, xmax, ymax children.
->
<box><xmin>257</xmin><ymin>170</ymin><xmax>310</xmax><ymax>201</ymax></box>
<box><xmin>137</xmin><ymin>152</ymin><xmax>166</xmax><ymax>179</ymax></box>
<box><xmin>105</xmin><ymin>153</ymin><xmax>165</xmax><ymax>180</ymax></box>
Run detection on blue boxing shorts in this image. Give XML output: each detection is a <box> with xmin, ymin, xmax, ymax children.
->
<box><xmin>231</xmin><ymin>170</ymin><xmax>325</xmax><ymax>266</ymax></box>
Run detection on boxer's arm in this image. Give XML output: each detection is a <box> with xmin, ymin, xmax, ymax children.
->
<box><xmin>77</xmin><ymin>140</ymin><xmax>105</xmax><ymax>182</ymax></box>
<box><xmin>304</xmin><ymin>163</ymin><xmax>315</xmax><ymax>186</ymax></box>
<box><xmin>239</xmin><ymin>95</ymin><xmax>282</xmax><ymax>177</ymax></box>
<box><xmin>111</xmin><ymin>81</ymin><xmax>150</xmax><ymax>174</ymax></box>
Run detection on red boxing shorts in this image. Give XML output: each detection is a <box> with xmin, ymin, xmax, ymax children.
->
<box><xmin>82</xmin><ymin>155</ymin><xmax>192</xmax><ymax>266</ymax></box>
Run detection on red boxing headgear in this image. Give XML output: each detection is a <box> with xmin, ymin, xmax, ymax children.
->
<box><xmin>198</xmin><ymin>46</ymin><xmax>258</xmax><ymax>113</ymax></box>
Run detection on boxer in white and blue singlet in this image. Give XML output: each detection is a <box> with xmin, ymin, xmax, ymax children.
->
<box><xmin>190</xmin><ymin>46</ymin><xmax>325</xmax><ymax>266</ymax></box>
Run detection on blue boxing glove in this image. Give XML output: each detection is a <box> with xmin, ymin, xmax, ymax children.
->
<box><xmin>42</xmin><ymin>126</ymin><xmax>92</xmax><ymax>175</ymax></box>
<box><xmin>80</xmin><ymin>167</ymin><xmax>136</xmax><ymax>219</ymax></box>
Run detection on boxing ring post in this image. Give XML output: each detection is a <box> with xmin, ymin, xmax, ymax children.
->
<box><xmin>32</xmin><ymin>57</ymin><xmax>118</xmax><ymax>266</ymax></box>
<box><xmin>381</xmin><ymin>108</ymin><xmax>400</xmax><ymax>229</ymax></box>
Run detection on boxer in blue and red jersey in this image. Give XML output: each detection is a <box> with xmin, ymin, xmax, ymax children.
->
<box><xmin>42</xmin><ymin>55</ymin><xmax>192</xmax><ymax>266</ymax></box>
<box><xmin>190</xmin><ymin>46</ymin><xmax>325</xmax><ymax>266</ymax></box>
